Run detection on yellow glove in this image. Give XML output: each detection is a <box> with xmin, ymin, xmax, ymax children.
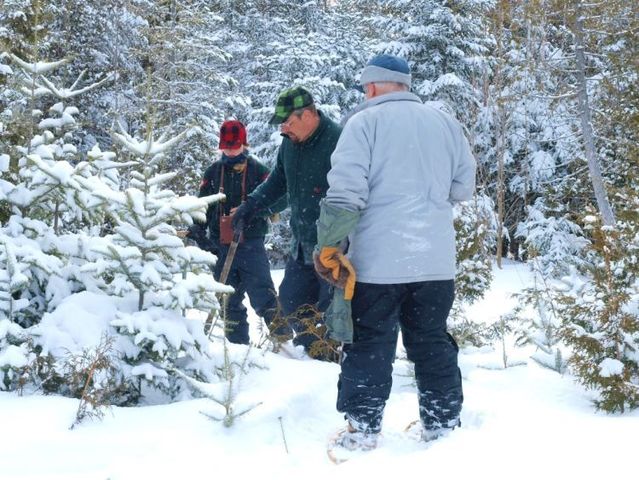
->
<box><xmin>313</xmin><ymin>246</ymin><xmax>356</xmax><ymax>300</ymax></box>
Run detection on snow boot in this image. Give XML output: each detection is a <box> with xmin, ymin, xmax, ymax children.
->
<box><xmin>405</xmin><ymin>418</ymin><xmax>460</xmax><ymax>443</ymax></box>
<box><xmin>327</xmin><ymin>423</ymin><xmax>379</xmax><ymax>464</ymax></box>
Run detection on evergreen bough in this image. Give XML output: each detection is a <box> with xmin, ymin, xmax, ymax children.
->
<box><xmin>555</xmin><ymin>212</ymin><xmax>639</xmax><ymax>413</ymax></box>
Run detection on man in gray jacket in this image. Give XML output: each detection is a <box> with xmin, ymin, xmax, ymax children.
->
<box><xmin>315</xmin><ymin>54</ymin><xmax>476</xmax><ymax>453</ymax></box>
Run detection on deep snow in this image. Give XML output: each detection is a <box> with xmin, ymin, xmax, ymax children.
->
<box><xmin>1</xmin><ymin>260</ymin><xmax>637</xmax><ymax>480</ymax></box>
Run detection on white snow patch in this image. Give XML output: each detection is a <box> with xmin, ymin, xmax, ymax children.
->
<box><xmin>599</xmin><ymin>357</ymin><xmax>624</xmax><ymax>377</ymax></box>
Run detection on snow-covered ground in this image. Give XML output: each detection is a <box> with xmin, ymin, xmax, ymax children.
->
<box><xmin>2</xmin><ymin>260</ymin><xmax>637</xmax><ymax>480</ymax></box>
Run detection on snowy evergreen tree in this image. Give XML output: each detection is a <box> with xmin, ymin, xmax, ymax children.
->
<box><xmin>210</xmin><ymin>0</ymin><xmax>369</xmax><ymax>163</ymax></box>
<box><xmin>78</xmin><ymin>122</ymin><xmax>230</xmax><ymax>400</ymax></box>
<box><xmin>519</xmin><ymin>0</ymin><xmax>635</xmax><ymax>231</ymax></box>
<box><xmin>0</xmin><ymin>314</ymin><xmax>32</xmax><ymax>391</ymax></box>
<box><xmin>517</xmin><ymin>270</ymin><xmax>568</xmax><ymax>374</ymax></box>
<box><xmin>475</xmin><ymin>0</ymin><xmax>581</xmax><ymax>265</ymax></box>
<box><xmin>477</xmin><ymin>0</ymin><xmax>531</xmax><ymax>264</ymax></box>
<box><xmin>449</xmin><ymin>193</ymin><xmax>496</xmax><ymax>347</ymax></box>
<box><xmin>1</xmin><ymin>47</ymin><xmax>225</xmax><ymax>401</ymax></box>
<box><xmin>454</xmin><ymin>193</ymin><xmax>496</xmax><ymax>305</ymax></box>
<box><xmin>0</xmin><ymin>52</ymin><xmax>124</xmax><ymax>394</ymax></box>
<box><xmin>122</xmin><ymin>0</ymin><xmax>237</xmax><ymax>194</ymax></box>
<box><xmin>0</xmin><ymin>236</ymin><xmax>33</xmax><ymax>390</ymax></box>
<box><xmin>42</xmin><ymin>0</ymin><xmax>149</xmax><ymax>151</ymax></box>
<box><xmin>510</xmin><ymin>2</ymin><xmax>638</xmax><ymax>400</ymax></box>
<box><xmin>0</xmin><ymin>53</ymin><xmax>117</xmax><ymax>325</ymax></box>
<box><xmin>85</xmin><ymin>123</ymin><xmax>222</xmax><ymax>311</ymax></box>
<box><xmin>350</xmin><ymin>0</ymin><xmax>493</xmax><ymax>129</ymax></box>
<box><xmin>553</xmin><ymin>212</ymin><xmax>639</xmax><ymax>412</ymax></box>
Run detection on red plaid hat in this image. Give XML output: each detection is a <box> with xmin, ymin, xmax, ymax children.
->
<box><xmin>219</xmin><ymin>120</ymin><xmax>247</xmax><ymax>149</ymax></box>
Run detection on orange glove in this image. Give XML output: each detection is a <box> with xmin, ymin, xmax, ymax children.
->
<box><xmin>313</xmin><ymin>246</ymin><xmax>356</xmax><ymax>300</ymax></box>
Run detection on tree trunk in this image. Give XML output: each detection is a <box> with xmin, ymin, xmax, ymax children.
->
<box><xmin>573</xmin><ymin>2</ymin><xmax>616</xmax><ymax>226</ymax></box>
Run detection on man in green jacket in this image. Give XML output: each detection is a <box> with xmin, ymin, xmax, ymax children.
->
<box><xmin>233</xmin><ymin>87</ymin><xmax>342</xmax><ymax>358</ymax></box>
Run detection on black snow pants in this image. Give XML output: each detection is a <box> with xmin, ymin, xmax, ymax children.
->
<box><xmin>337</xmin><ymin>279</ymin><xmax>463</xmax><ymax>434</ymax></box>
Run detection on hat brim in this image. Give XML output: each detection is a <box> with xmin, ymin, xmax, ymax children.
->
<box><xmin>218</xmin><ymin>142</ymin><xmax>244</xmax><ymax>150</ymax></box>
<box><xmin>269</xmin><ymin>113</ymin><xmax>287</xmax><ymax>125</ymax></box>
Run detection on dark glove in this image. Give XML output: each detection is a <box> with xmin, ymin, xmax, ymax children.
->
<box><xmin>187</xmin><ymin>223</ymin><xmax>207</xmax><ymax>245</ymax></box>
<box><xmin>231</xmin><ymin>197</ymin><xmax>257</xmax><ymax>232</ymax></box>
<box><xmin>202</xmin><ymin>239</ymin><xmax>219</xmax><ymax>256</ymax></box>
<box><xmin>187</xmin><ymin>224</ymin><xmax>218</xmax><ymax>255</ymax></box>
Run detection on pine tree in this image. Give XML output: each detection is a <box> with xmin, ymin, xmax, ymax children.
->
<box><xmin>0</xmin><ymin>314</ymin><xmax>32</xmax><ymax>391</ymax></box>
<box><xmin>212</xmin><ymin>0</ymin><xmax>368</xmax><ymax>163</ymax></box>
<box><xmin>448</xmin><ymin>193</ymin><xmax>497</xmax><ymax>347</ymax></box>
<box><xmin>523</xmin><ymin>0</ymin><xmax>631</xmax><ymax>228</ymax></box>
<box><xmin>351</xmin><ymin>0</ymin><xmax>493</xmax><ymax>128</ymax></box>
<box><xmin>79</xmin><ymin>122</ymin><xmax>228</xmax><ymax>400</ymax></box>
<box><xmin>42</xmin><ymin>0</ymin><xmax>149</xmax><ymax>151</ymax></box>
<box><xmin>555</xmin><ymin>211</ymin><xmax>639</xmax><ymax>412</ymax></box>
<box><xmin>0</xmin><ymin>237</ymin><xmax>33</xmax><ymax>390</ymax></box>
<box><xmin>85</xmin><ymin>121</ymin><xmax>223</xmax><ymax>311</ymax></box>
<box><xmin>122</xmin><ymin>0</ymin><xmax>236</xmax><ymax>194</ymax></box>
<box><xmin>0</xmin><ymin>52</ymin><xmax>116</xmax><ymax>324</ymax></box>
<box><xmin>0</xmin><ymin>49</ymin><xmax>121</xmax><ymax>392</ymax></box>
<box><xmin>454</xmin><ymin>194</ymin><xmax>496</xmax><ymax>305</ymax></box>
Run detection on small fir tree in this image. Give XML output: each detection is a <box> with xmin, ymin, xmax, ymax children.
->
<box><xmin>0</xmin><ymin>54</ymin><xmax>116</xmax><ymax>326</ymax></box>
<box><xmin>517</xmin><ymin>278</ymin><xmax>568</xmax><ymax>374</ymax></box>
<box><xmin>81</xmin><ymin>124</ymin><xmax>228</xmax><ymax>400</ymax></box>
<box><xmin>554</xmin><ymin>211</ymin><xmax>639</xmax><ymax>412</ymax></box>
<box><xmin>449</xmin><ymin>192</ymin><xmax>496</xmax><ymax>347</ymax></box>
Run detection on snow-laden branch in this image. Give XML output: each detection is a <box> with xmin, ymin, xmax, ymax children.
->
<box><xmin>38</xmin><ymin>71</ymin><xmax>115</xmax><ymax>99</ymax></box>
<box><xmin>27</xmin><ymin>154</ymin><xmax>77</xmax><ymax>185</ymax></box>
<box><xmin>0</xmin><ymin>63</ymin><xmax>12</xmax><ymax>76</ymax></box>
<box><xmin>9</xmin><ymin>54</ymin><xmax>68</xmax><ymax>74</ymax></box>
<box><xmin>112</xmin><ymin>126</ymin><xmax>196</xmax><ymax>158</ymax></box>
<box><xmin>18</xmin><ymin>75</ymin><xmax>52</xmax><ymax>98</ymax></box>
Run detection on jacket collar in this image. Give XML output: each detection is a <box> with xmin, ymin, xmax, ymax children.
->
<box><xmin>363</xmin><ymin>91</ymin><xmax>422</xmax><ymax>109</ymax></box>
<box><xmin>342</xmin><ymin>92</ymin><xmax>422</xmax><ymax>126</ymax></box>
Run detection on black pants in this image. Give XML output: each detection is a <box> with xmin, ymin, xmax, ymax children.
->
<box><xmin>337</xmin><ymin>280</ymin><xmax>462</xmax><ymax>433</ymax></box>
<box><xmin>215</xmin><ymin>237</ymin><xmax>280</xmax><ymax>344</ymax></box>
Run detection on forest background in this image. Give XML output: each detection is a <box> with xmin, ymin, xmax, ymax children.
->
<box><xmin>1</xmin><ymin>0</ymin><xmax>638</xmax><ymax>417</ymax></box>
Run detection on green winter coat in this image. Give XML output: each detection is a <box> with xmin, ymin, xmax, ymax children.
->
<box><xmin>249</xmin><ymin>111</ymin><xmax>342</xmax><ymax>264</ymax></box>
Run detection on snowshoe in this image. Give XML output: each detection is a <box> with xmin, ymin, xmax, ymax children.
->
<box><xmin>326</xmin><ymin>424</ymin><xmax>379</xmax><ymax>464</ymax></box>
<box><xmin>404</xmin><ymin>419</ymin><xmax>459</xmax><ymax>443</ymax></box>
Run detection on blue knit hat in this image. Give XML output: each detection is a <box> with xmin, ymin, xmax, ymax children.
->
<box><xmin>358</xmin><ymin>54</ymin><xmax>411</xmax><ymax>90</ymax></box>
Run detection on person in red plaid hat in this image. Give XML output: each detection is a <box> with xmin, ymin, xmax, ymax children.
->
<box><xmin>188</xmin><ymin>120</ymin><xmax>290</xmax><ymax>344</ymax></box>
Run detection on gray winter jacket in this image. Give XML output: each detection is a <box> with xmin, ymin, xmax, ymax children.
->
<box><xmin>325</xmin><ymin>91</ymin><xmax>476</xmax><ymax>284</ymax></box>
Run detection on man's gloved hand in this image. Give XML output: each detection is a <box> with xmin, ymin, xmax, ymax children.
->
<box><xmin>313</xmin><ymin>246</ymin><xmax>356</xmax><ymax>300</ymax></box>
<box><xmin>201</xmin><ymin>238</ymin><xmax>219</xmax><ymax>256</ymax></box>
<box><xmin>231</xmin><ymin>197</ymin><xmax>257</xmax><ymax>232</ymax></box>
<box><xmin>186</xmin><ymin>224</ymin><xmax>218</xmax><ymax>255</ymax></box>
<box><xmin>186</xmin><ymin>223</ymin><xmax>210</xmax><ymax>247</ymax></box>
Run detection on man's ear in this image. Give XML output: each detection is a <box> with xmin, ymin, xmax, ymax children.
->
<box><xmin>365</xmin><ymin>83</ymin><xmax>375</xmax><ymax>98</ymax></box>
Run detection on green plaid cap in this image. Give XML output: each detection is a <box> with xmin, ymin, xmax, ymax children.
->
<box><xmin>269</xmin><ymin>86</ymin><xmax>315</xmax><ymax>125</ymax></box>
